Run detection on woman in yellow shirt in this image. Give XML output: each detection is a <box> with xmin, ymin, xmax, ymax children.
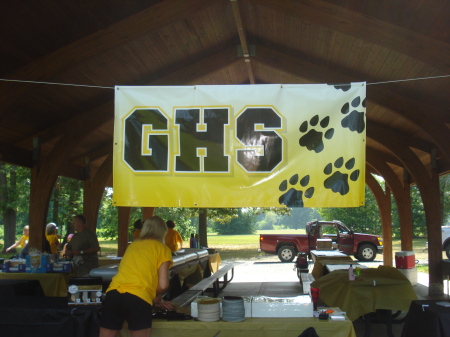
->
<box><xmin>45</xmin><ymin>223</ymin><xmax>61</xmax><ymax>255</ymax></box>
<box><xmin>100</xmin><ymin>216</ymin><xmax>173</xmax><ymax>337</ymax></box>
<box><xmin>6</xmin><ymin>226</ymin><xmax>29</xmax><ymax>253</ymax></box>
<box><xmin>165</xmin><ymin>220</ymin><xmax>183</xmax><ymax>252</ymax></box>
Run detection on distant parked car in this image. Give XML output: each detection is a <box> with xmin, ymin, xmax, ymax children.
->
<box><xmin>259</xmin><ymin>220</ymin><xmax>383</xmax><ymax>262</ymax></box>
<box><xmin>442</xmin><ymin>226</ymin><xmax>450</xmax><ymax>259</ymax></box>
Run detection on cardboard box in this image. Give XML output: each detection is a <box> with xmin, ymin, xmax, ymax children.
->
<box><xmin>395</xmin><ymin>251</ymin><xmax>415</xmax><ymax>269</ymax></box>
<box><xmin>191</xmin><ymin>296</ymin><xmax>252</xmax><ymax>318</ymax></box>
<box><xmin>191</xmin><ymin>295</ymin><xmax>313</xmax><ymax>318</ymax></box>
<box><xmin>2</xmin><ymin>260</ymin><xmax>26</xmax><ymax>273</ymax></box>
<box><xmin>25</xmin><ymin>254</ymin><xmax>50</xmax><ymax>273</ymax></box>
<box><xmin>46</xmin><ymin>262</ymin><xmax>72</xmax><ymax>273</ymax></box>
<box><xmin>68</xmin><ymin>277</ymin><xmax>103</xmax><ymax>305</ymax></box>
<box><xmin>316</xmin><ymin>239</ymin><xmax>332</xmax><ymax>250</ymax></box>
<box><xmin>251</xmin><ymin>296</ymin><xmax>313</xmax><ymax>318</ymax></box>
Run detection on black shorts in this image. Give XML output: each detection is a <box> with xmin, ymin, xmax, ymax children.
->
<box><xmin>100</xmin><ymin>290</ymin><xmax>153</xmax><ymax>331</ymax></box>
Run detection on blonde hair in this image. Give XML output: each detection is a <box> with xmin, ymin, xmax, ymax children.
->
<box><xmin>46</xmin><ymin>223</ymin><xmax>57</xmax><ymax>235</ymax></box>
<box><xmin>140</xmin><ymin>216</ymin><xmax>168</xmax><ymax>242</ymax></box>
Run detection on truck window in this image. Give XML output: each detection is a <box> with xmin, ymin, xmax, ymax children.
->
<box><xmin>338</xmin><ymin>224</ymin><xmax>349</xmax><ymax>234</ymax></box>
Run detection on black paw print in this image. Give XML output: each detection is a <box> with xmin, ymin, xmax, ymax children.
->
<box><xmin>299</xmin><ymin>115</ymin><xmax>334</xmax><ymax>153</ymax></box>
<box><xmin>278</xmin><ymin>174</ymin><xmax>315</xmax><ymax>207</ymax></box>
<box><xmin>341</xmin><ymin>96</ymin><xmax>366</xmax><ymax>133</ymax></box>
<box><xmin>329</xmin><ymin>83</ymin><xmax>352</xmax><ymax>92</ymax></box>
<box><xmin>323</xmin><ymin>157</ymin><xmax>360</xmax><ymax>196</ymax></box>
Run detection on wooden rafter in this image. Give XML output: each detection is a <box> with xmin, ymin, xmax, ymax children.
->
<box><xmin>250</xmin><ymin>0</ymin><xmax>450</xmax><ymax>71</ymax></box>
<box><xmin>0</xmin><ymin>0</ymin><xmax>223</xmax><ymax>116</ymax></box>
<box><xmin>230</xmin><ymin>0</ymin><xmax>255</xmax><ymax>84</ymax></box>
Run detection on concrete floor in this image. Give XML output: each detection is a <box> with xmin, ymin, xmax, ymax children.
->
<box><xmin>212</xmin><ymin>258</ymin><xmax>449</xmax><ymax>337</ymax></box>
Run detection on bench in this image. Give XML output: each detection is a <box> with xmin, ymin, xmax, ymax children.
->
<box><xmin>300</xmin><ymin>273</ymin><xmax>315</xmax><ymax>294</ymax></box>
<box><xmin>171</xmin><ymin>289</ymin><xmax>203</xmax><ymax>308</ymax></box>
<box><xmin>190</xmin><ymin>263</ymin><xmax>235</xmax><ymax>297</ymax></box>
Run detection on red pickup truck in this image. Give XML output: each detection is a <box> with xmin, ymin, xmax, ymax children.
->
<box><xmin>259</xmin><ymin>220</ymin><xmax>383</xmax><ymax>262</ymax></box>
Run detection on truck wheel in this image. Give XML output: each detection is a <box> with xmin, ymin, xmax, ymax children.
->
<box><xmin>278</xmin><ymin>245</ymin><xmax>295</xmax><ymax>263</ymax></box>
<box><xmin>357</xmin><ymin>244</ymin><xmax>377</xmax><ymax>262</ymax></box>
<box><xmin>445</xmin><ymin>243</ymin><xmax>450</xmax><ymax>259</ymax></box>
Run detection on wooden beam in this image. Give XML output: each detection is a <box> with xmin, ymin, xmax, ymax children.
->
<box><xmin>84</xmin><ymin>154</ymin><xmax>112</xmax><ymax>233</ymax></box>
<box><xmin>230</xmin><ymin>0</ymin><xmax>255</xmax><ymax>84</ymax></box>
<box><xmin>0</xmin><ymin>143</ymin><xmax>32</xmax><ymax>167</ymax></box>
<box><xmin>368</xmin><ymin>121</ymin><xmax>435</xmax><ymax>154</ymax></box>
<box><xmin>368</xmin><ymin>127</ymin><xmax>443</xmax><ymax>295</ymax></box>
<box><xmin>15</xmin><ymin>98</ymin><xmax>114</xmax><ymax>147</ymax></box>
<box><xmin>0</xmin><ymin>0</ymin><xmax>224</xmax><ymax>116</ymax></box>
<box><xmin>147</xmin><ymin>45</ymin><xmax>240</xmax><ymax>85</ymax></box>
<box><xmin>253</xmin><ymin>44</ymin><xmax>450</xmax><ymax>165</ymax></box>
<box><xmin>250</xmin><ymin>0</ymin><xmax>450</xmax><ymax>71</ymax></box>
<box><xmin>365</xmin><ymin>172</ymin><xmax>392</xmax><ymax>266</ymax></box>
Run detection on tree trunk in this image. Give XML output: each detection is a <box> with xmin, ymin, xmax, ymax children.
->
<box><xmin>52</xmin><ymin>177</ymin><xmax>60</xmax><ymax>224</ymax></box>
<box><xmin>0</xmin><ymin>164</ymin><xmax>17</xmax><ymax>253</ymax></box>
<box><xmin>198</xmin><ymin>208</ymin><xmax>208</xmax><ymax>248</ymax></box>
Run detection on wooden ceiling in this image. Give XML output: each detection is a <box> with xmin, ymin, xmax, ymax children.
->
<box><xmin>0</xmin><ymin>0</ymin><xmax>449</xmax><ymax>187</ymax></box>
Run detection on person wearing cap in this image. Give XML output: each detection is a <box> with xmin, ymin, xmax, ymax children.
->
<box><xmin>65</xmin><ymin>214</ymin><xmax>100</xmax><ymax>277</ymax></box>
<box><xmin>45</xmin><ymin>222</ymin><xmax>61</xmax><ymax>255</ymax></box>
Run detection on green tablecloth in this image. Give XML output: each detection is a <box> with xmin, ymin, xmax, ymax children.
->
<box><xmin>119</xmin><ymin>317</ymin><xmax>356</xmax><ymax>337</ymax></box>
<box><xmin>311</xmin><ymin>266</ymin><xmax>417</xmax><ymax>321</ymax></box>
<box><xmin>311</xmin><ymin>256</ymin><xmax>354</xmax><ymax>280</ymax></box>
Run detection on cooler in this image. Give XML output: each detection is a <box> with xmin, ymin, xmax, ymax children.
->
<box><xmin>395</xmin><ymin>251</ymin><xmax>415</xmax><ymax>269</ymax></box>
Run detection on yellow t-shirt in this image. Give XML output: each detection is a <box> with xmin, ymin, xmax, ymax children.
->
<box><xmin>165</xmin><ymin>228</ymin><xmax>183</xmax><ymax>252</ymax></box>
<box><xmin>132</xmin><ymin>229</ymin><xmax>141</xmax><ymax>241</ymax></box>
<box><xmin>46</xmin><ymin>234</ymin><xmax>59</xmax><ymax>254</ymax></box>
<box><xmin>18</xmin><ymin>235</ymin><xmax>29</xmax><ymax>248</ymax></box>
<box><xmin>107</xmin><ymin>239</ymin><xmax>173</xmax><ymax>305</ymax></box>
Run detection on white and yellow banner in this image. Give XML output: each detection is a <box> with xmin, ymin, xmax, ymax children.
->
<box><xmin>113</xmin><ymin>83</ymin><xmax>366</xmax><ymax>208</ymax></box>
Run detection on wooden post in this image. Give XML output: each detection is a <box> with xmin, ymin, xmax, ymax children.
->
<box><xmin>117</xmin><ymin>207</ymin><xmax>132</xmax><ymax>257</ymax></box>
<box><xmin>83</xmin><ymin>155</ymin><xmax>112</xmax><ymax>232</ymax></box>
<box><xmin>142</xmin><ymin>207</ymin><xmax>155</xmax><ymax>220</ymax></box>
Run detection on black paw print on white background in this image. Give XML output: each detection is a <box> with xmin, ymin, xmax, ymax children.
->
<box><xmin>299</xmin><ymin>115</ymin><xmax>334</xmax><ymax>153</ymax></box>
<box><xmin>279</xmin><ymin>174</ymin><xmax>315</xmax><ymax>207</ymax></box>
<box><xmin>341</xmin><ymin>96</ymin><xmax>366</xmax><ymax>134</ymax></box>
<box><xmin>323</xmin><ymin>157</ymin><xmax>360</xmax><ymax>195</ymax></box>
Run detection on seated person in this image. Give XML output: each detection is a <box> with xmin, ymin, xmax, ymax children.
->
<box><xmin>6</xmin><ymin>225</ymin><xmax>29</xmax><ymax>253</ymax></box>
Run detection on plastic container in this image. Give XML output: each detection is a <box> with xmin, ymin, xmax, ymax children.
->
<box><xmin>348</xmin><ymin>264</ymin><xmax>355</xmax><ymax>280</ymax></box>
<box><xmin>395</xmin><ymin>251</ymin><xmax>415</xmax><ymax>269</ymax></box>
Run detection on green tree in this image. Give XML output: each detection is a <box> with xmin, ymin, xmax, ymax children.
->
<box><xmin>440</xmin><ymin>175</ymin><xmax>450</xmax><ymax>224</ymax></box>
<box><xmin>47</xmin><ymin>176</ymin><xmax>83</xmax><ymax>239</ymax></box>
<box><xmin>316</xmin><ymin>186</ymin><xmax>381</xmax><ymax>235</ymax></box>
<box><xmin>0</xmin><ymin>163</ymin><xmax>30</xmax><ymax>252</ymax></box>
<box><xmin>256</xmin><ymin>211</ymin><xmax>279</xmax><ymax>230</ymax></box>
<box><xmin>213</xmin><ymin>209</ymin><xmax>257</xmax><ymax>234</ymax></box>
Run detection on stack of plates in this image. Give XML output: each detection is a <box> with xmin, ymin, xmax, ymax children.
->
<box><xmin>222</xmin><ymin>296</ymin><xmax>245</xmax><ymax>322</ymax></box>
<box><xmin>198</xmin><ymin>298</ymin><xmax>221</xmax><ymax>322</ymax></box>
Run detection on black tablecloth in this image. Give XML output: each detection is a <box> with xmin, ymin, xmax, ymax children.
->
<box><xmin>401</xmin><ymin>300</ymin><xmax>450</xmax><ymax>337</ymax></box>
<box><xmin>0</xmin><ymin>278</ymin><xmax>45</xmax><ymax>297</ymax></box>
<box><xmin>0</xmin><ymin>304</ymin><xmax>100</xmax><ymax>337</ymax></box>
